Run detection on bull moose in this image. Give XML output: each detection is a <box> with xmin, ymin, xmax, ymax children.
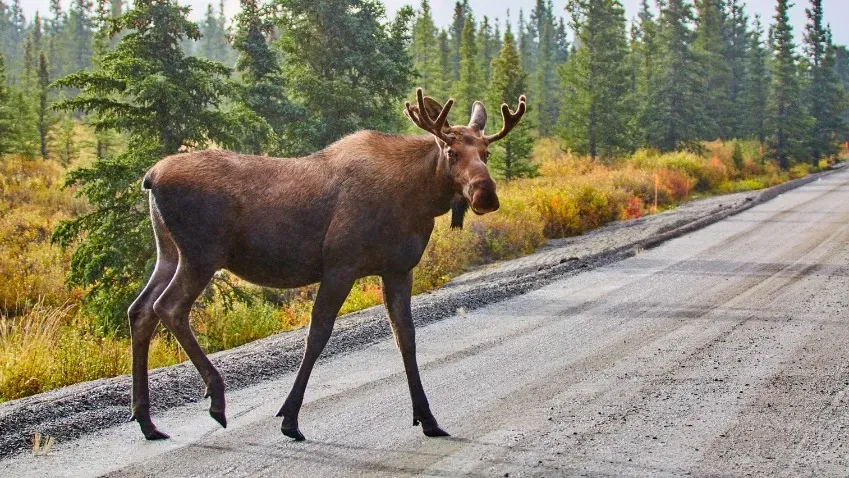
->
<box><xmin>128</xmin><ymin>89</ymin><xmax>527</xmax><ymax>441</ymax></box>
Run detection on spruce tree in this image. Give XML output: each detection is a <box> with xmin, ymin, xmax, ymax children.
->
<box><xmin>488</xmin><ymin>29</ymin><xmax>536</xmax><ymax>181</ymax></box>
<box><xmin>22</xmin><ymin>34</ymin><xmax>32</xmax><ymax>91</ymax></box>
<box><xmin>448</xmin><ymin>1</ymin><xmax>468</xmax><ymax>81</ymax></box>
<box><xmin>52</xmin><ymin>0</ymin><xmax>242</xmax><ymax>327</ymax></box>
<box><xmin>553</xmin><ymin>17</ymin><xmax>569</xmax><ymax>65</ymax></box>
<box><xmin>693</xmin><ymin>0</ymin><xmax>733</xmax><ymax>139</ymax></box>
<box><xmin>803</xmin><ymin>0</ymin><xmax>847</xmax><ymax>161</ymax></box>
<box><xmin>410</xmin><ymin>0</ymin><xmax>442</xmax><ymax>97</ymax></box>
<box><xmin>741</xmin><ymin>15</ymin><xmax>769</xmax><ymax>143</ymax></box>
<box><xmin>436</xmin><ymin>29</ymin><xmax>452</xmax><ymax>98</ymax></box>
<box><xmin>47</xmin><ymin>0</ymin><xmax>68</xmax><ymax>80</ymax></box>
<box><xmin>273</xmin><ymin>0</ymin><xmax>414</xmax><ymax>154</ymax></box>
<box><xmin>68</xmin><ymin>0</ymin><xmax>94</xmax><ymax>73</ymax></box>
<box><xmin>559</xmin><ymin>0</ymin><xmax>634</xmax><ymax>159</ymax></box>
<box><xmin>0</xmin><ymin>53</ymin><xmax>15</xmax><ymax>155</ymax></box>
<box><xmin>477</xmin><ymin>16</ymin><xmax>495</xmax><ymax>82</ymax></box>
<box><xmin>231</xmin><ymin>0</ymin><xmax>294</xmax><ymax>154</ymax></box>
<box><xmin>456</xmin><ymin>13</ymin><xmax>482</xmax><ymax>122</ymax></box>
<box><xmin>725</xmin><ymin>0</ymin><xmax>749</xmax><ymax>137</ymax></box>
<box><xmin>518</xmin><ymin>9</ymin><xmax>534</xmax><ymax>76</ymax></box>
<box><xmin>36</xmin><ymin>51</ymin><xmax>50</xmax><ymax>159</ymax></box>
<box><xmin>633</xmin><ymin>0</ymin><xmax>659</xmax><ymax>147</ymax></box>
<box><xmin>198</xmin><ymin>3</ymin><xmax>231</xmax><ymax>65</ymax></box>
<box><xmin>533</xmin><ymin>6</ymin><xmax>558</xmax><ymax>136</ymax></box>
<box><xmin>644</xmin><ymin>0</ymin><xmax>707</xmax><ymax>152</ymax></box>
<box><xmin>767</xmin><ymin>0</ymin><xmax>811</xmax><ymax>168</ymax></box>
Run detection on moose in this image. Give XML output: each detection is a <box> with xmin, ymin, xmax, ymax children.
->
<box><xmin>128</xmin><ymin>88</ymin><xmax>527</xmax><ymax>441</ymax></box>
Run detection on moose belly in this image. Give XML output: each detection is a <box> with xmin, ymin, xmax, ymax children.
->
<box><xmin>223</xmin><ymin>230</ymin><xmax>324</xmax><ymax>289</ymax></box>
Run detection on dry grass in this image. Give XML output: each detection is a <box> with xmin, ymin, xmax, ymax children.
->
<box><xmin>1</xmin><ymin>132</ymin><xmax>838</xmax><ymax>402</ymax></box>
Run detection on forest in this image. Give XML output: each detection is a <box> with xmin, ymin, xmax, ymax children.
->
<box><xmin>0</xmin><ymin>0</ymin><xmax>847</xmax><ymax>402</ymax></box>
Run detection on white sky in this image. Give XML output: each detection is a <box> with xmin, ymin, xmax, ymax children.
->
<box><xmin>20</xmin><ymin>0</ymin><xmax>849</xmax><ymax>46</ymax></box>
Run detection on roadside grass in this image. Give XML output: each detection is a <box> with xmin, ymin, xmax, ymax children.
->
<box><xmin>0</xmin><ymin>133</ymin><xmax>845</xmax><ymax>403</ymax></box>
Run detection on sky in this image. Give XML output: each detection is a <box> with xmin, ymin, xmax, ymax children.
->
<box><xmin>20</xmin><ymin>0</ymin><xmax>849</xmax><ymax>47</ymax></box>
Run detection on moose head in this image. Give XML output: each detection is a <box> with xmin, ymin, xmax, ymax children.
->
<box><xmin>404</xmin><ymin>88</ymin><xmax>527</xmax><ymax>228</ymax></box>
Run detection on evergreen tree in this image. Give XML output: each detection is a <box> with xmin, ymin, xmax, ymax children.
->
<box><xmin>553</xmin><ymin>17</ymin><xmax>569</xmax><ymax>64</ymax></box>
<box><xmin>517</xmin><ymin>9</ymin><xmax>534</xmax><ymax>75</ymax></box>
<box><xmin>633</xmin><ymin>0</ymin><xmax>660</xmax><ymax>146</ymax></box>
<box><xmin>410</xmin><ymin>0</ymin><xmax>442</xmax><ymax>96</ymax></box>
<box><xmin>741</xmin><ymin>15</ymin><xmax>769</xmax><ymax>143</ymax></box>
<box><xmin>1</xmin><ymin>0</ymin><xmax>25</xmax><ymax>77</ymax></box>
<box><xmin>232</xmin><ymin>0</ymin><xmax>295</xmax><ymax>154</ymax></box>
<box><xmin>47</xmin><ymin>0</ymin><xmax>68</xmax><ymax>80</ymax></box>
<box><xmin>0</xmin><ymin>53</ymin><xmax>15</xmax><ymax>155</ymax></box>
<box><xmin>767</xmin><ymin>0</ymin><xmax>811</xmax><ymax>167</ymax></box>
<box><xmin>803</xmin><ymin>0</ymin><xmax>846</xmax><ymax>161</ymax></box>
<box><xmin>52</xmin><ymin>0</ymin><xmax>243</xmax><ymax>327</ymax></box>
<box><xmin>835</xmin><ymin>46</ymin><xmax>849</xmax><ymax>89</ymax></box>
<box><xmin>456</xmin><ymin>13</ymin><xmax>482</xmax><ymax>122</ymax></box>
<box><xmin>22</xmin><ymin>33</ymin><xmax>32</xmax><ymax>90</ymax></box>
<box><xmin>31</xmin><ymin>12</ymin><xmax>43</xmax><ymax>55</ymax></box>
<box><xmin>693</xmin><ymin>0</ymin><xmax>733</xmax><ymax>139</ymax></box>
<box><xmin>725</xmin><ymin>0</ymin><xmax>749</xmax><ymax>136</ymax></box>
<box><xmin>448</xmin><ymin>0</ymin><xmax>468</xmax><ymax>81</ymax></box>
<box><xmin>273</xmin><ymin>0</ymin><xmax>414</xmax><ymax>154</ymax></box>
<box><xmin>477</xmin><ymin>16</ymin><xmax>495</xmax><ymax>82</ymax></box>
<box><xmin>68</xmin><ymin>0</ymin><xmax>95</xmax><ymax>73</ymax></box>
<box><xmin>91</xmin><ymin>0</ymin><xmax>119</xmax><ymax>158</ymax></box>
<box><xmin>198</xmin><ymin>2</ymin><xmax>233</xmax><ymax>65</ymax></box>
<box><xmin>436</xmin><ymin>29</ymin><xmax>452</xmax><ymax>98</ymax></box>
<box><xmin>488</xmin><ymin>29</ymin><xmax>536</xmax><ymax>181</ymax></box>
<box><xmin>644</xmin><ymin>0</ymin><xmax>707</xmax><ymax>151</ymax></box>
<box><xmin>36</xmin><ymin>51</ymin><xmax>50</xmax><ymax>159</ymax></box>
<box><xmin>559</xmin><ymin>0</ymin><xmax>634</xmax><ymax>159</ymax></box>
<box><xmin>0</xmin><ymin>3</ymin><xmax>12</xmax><ymax>68</ymax></box>
<box><xmin>533</xmin><ymin>5</ymin><xmax>558</xmax><ymax>136</ymax></box>
<box><xmin>491</xmin><ymin>18</ymin><xmax>503</xmax><ymax>65</ymax></box>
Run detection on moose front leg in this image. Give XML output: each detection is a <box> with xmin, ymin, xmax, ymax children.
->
<box><xmin>277</xmin><ymin>274</ymin><xmax>355</xmax><ymax>441</ymax></box>
<box><xmin>382</xmin><ymin>271</ymin><xmax>449</xmax><ymax>437</ymax></box>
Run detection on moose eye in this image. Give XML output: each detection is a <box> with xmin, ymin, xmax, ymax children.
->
<box><xmin>448</xmin><ymin>149</ymin><xmax>459</xmax><ymax>165</ymax></box>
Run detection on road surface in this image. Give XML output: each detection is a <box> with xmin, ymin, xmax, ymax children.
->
<box><xmin>4</xmin><ymin>169</ymin><xmax>849</xmax><ymax>476</ymax></box>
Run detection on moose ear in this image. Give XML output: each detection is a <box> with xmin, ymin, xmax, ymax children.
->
<box><xmin>422</xmin><ymin>96</ymin><xmax>452</xmax><ymax>132</ymax></box>
<box><xmin>468</xmin><ymin>101</ymin><xmax>487</xmax><ymax>131</ymax></box>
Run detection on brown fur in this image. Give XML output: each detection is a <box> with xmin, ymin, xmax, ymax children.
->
<box><xmin>127</xmin><ymin>89</ymin><xmax>526</xmax><ymax>441</ymax></box>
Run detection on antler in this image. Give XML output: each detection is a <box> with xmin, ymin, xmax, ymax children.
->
<box><xmin>484</xmin><ymin>95</ymin><xmax>527</xmax><ymax>144</ymax></box>
<box><xmin>405</xmin><ymin>88</ymin><xmax>455</xmax><ymax>143</ymax></box>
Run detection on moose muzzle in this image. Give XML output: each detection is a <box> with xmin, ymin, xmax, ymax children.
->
<box><xmin>468</xmin><ymin>178</ymin><xmax>500</xmax><ymax>215</ymax></box>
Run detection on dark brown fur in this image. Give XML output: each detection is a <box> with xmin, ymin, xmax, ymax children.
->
<box><xmin>127</xmin><ymin>90</ymin><xmax>526</xmax><ymax>441</ymax></box>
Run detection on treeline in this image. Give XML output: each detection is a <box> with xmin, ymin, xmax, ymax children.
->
<box><xmin>0</xmin><ymin>0</ymin><xmax>848</xmax><ymax>329</ymax></box>
<box><xmin>557</xmin><ymin>0</ymin><xmax>848</xmax><ymax>167</ymax></box>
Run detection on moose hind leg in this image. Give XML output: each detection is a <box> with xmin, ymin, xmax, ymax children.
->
<box><xmin>153</xmin><ymin>261</ymin><xmax>227</xmax><ymax>429</ymax></box>
<box><xmin>382</xmin><ymin>271</ymin><xmax>449</xmax><ymax>437</ymax></box>
<box><xmin>277</xmin><ymin>273</ymin><xmax>355</xmax><ymax>441</ymax></box>
<box><xmin>128</xmin><ymin>257</ymin><xmax>177</xmax><ymax>440</ymax></box>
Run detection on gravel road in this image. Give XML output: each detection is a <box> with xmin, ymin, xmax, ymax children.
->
<box><xmin>2</xmin><ymin>167</ymin><xmax>848</xmax><ymax>476</ymax></box>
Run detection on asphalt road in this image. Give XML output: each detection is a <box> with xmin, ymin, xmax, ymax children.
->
<box><xmin>5</xmin><ymin>169</ymin><xmax>849</xmax><ymax>477</ymax></box>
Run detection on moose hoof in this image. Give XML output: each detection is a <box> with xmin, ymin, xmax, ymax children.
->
<box><xmin>281</xmin><ymin>424</ymin><xmax>306</xmax><ymax>441</ymax></box>
<box><xmin>209</xmin><ymin>409</ymin><xmax>227</xmax><ymax>429</ymax></box>
<box><xmin>423</xmin><ymin>426</ymin><xmax>451</xmax><ymax>438</ymax></box>
<box><xmin>144</xmin><ymin>428</ymin><xmax>171</xmax><ymax>441</ymax></box>
<box><xmin>414</xmin><ymin>416</ymin><xmax>450</xmax><ymax>437</ymax></box>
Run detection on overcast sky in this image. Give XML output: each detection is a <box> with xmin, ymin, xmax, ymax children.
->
<box><xmin>21</xmin><ymin>0</ymin><xmax>849</xmax><ymax>46</ymax></box>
